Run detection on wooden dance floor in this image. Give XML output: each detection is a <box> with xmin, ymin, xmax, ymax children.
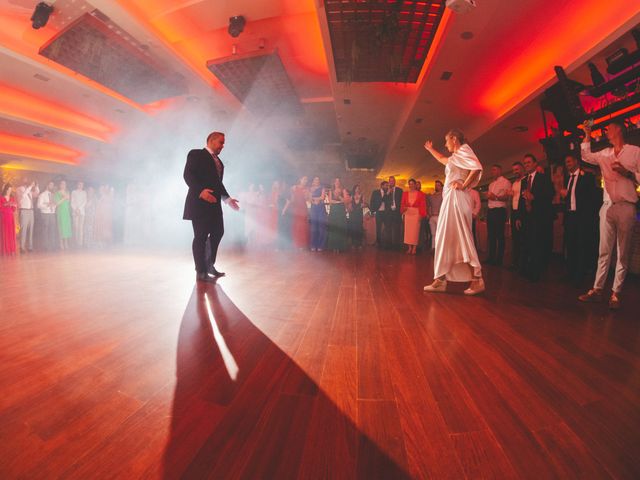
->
<box><xmin>1</xmin><ymin>248</ymin><xmax>639</xmax><ymax>479</ymax></box>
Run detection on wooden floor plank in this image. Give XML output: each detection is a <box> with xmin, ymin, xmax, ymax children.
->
<box><xmin>1</xmin><ymin>248</ymin><xmax>639</xmax><ymax>479</ymax></box>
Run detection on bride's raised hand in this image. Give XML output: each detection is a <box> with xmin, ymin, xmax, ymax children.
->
<box><xmin>424</xmin><ymin>140</ymin><xmax>433</xmax><ymax>150</ymax></box>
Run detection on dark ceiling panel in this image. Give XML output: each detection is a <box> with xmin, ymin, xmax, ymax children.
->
<box><xmin>206</xmin><ymin>51</ymin><xmax>302</xmax><ymax>116</ymax></box>
<box><xmin>39</xmin><ymin>11</ymin><xmax>187</xmax><ymax>104</ymax></box>
<box><xmin>324</xmin><ymin>0</ymin><xmax>446</xmax><ymax>83</ymax></box>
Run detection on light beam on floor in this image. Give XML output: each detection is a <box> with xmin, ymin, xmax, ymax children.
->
<box><xmin>205</xmin><ymin>291</ymin><xmax>239</xmax><ymax>381</ymax></box>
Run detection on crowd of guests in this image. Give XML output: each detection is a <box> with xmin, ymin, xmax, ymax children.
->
<box><xmin>0</xmin><ymin>177</ymin><xmax>117</xmax><ymax>256</ymax></box>
<box><xmin>231</xmin><ymin>169</ymin><xmax>505</xmax><ymax>258</ymax></box>
<box><xmin>231</xmin><ymin>149</ymin><xmax>614</xmax><ymax>290</ymax></box>
<box><xmin>235</xmin><ymin>175</ymin><xmax>453</xmax><ymax>254</ymax></box>
<box><xmin>4</xmin><ymin>120</ymin><xmax>637</xmax><ymax>309</ymax></box>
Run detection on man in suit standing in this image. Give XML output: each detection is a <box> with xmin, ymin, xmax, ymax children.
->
<box><xmin>416</xmin><ymin>180</ymin><xmax>430</xmax><ymax>251</ymax></box>
<box><xmin>518</xmin><ymin>153</ymin><xmax>554</xmax><ymax>281</ymax></box>
<box><xmin>387</xmin><ymin>176</ymin><xmax>404</xmax><ymax>250</ymax></box>
<box><xmin>486</xmin><ymin>164</ymin><xmax>511</xmax><ymax>265</ymax></box>
<box><xmin>561</xmin><ymin>153</ymin><xmax>599</xmax><ymax>283</ymax></box>
<box><xmin>508</xmin><ymin>162</ymin><xmax>526</xmax><ymax>270</ymax></box>
<box><xmin>369</xmin><ymin>180</ymin><xmax>389</xmax><ymax>248</ymax></box>
<box><xmin>183</xmin><ymin>132</ymin><xmax>239</xmax><ymax>283</ymax></box>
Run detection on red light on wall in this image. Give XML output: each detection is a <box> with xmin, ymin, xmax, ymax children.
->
<box><xmin>0</xmin><ymin>133</ymin><xmax>82</xmax><ymax>165</ymax></box>
<box><xmin>477</xmin><ymin>1</ymin><xmax>640</xmax><ymax>121</ymax></box>
<box><xmin>0</xmin><ymin>84</ymin><xmax>114</xmax><ymax>142</ymax></box>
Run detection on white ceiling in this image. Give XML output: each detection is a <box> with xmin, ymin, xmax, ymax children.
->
<box><xmin>0</xmin><ymin>0</ymin><xmax>639</xmax><ymax>186</ymax></box>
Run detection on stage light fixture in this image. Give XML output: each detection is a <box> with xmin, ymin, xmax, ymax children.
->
<box><xmin>228</xmin><ymin>16</ymin><xmax>246</xmax><ymax>38</ymax></box>
<box><xmin>632</xmin><ymin>27</ymin><xmax>640</xmax><ymax>49</ymax></box>
<box><xmin>31</xmin><ymin>2</ymin><xmax>54</xmax><ymax>30</ymax></box>
<box><xmin>588</xmin><ymin>62</ymin><xmax>605</xmax><ymax>86</ymax></box>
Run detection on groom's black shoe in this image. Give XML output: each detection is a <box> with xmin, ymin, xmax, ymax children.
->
<box><xmin>208</xmin><ymin>266</ymin><xmax>226</xmax><ymax>277</ymax></box>
<box><xmin>196</xmin><ymin>272</ymin><xmax>217</xmax><ymax>283</ymax></box>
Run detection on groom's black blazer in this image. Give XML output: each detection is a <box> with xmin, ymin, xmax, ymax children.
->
<box><xmin>183</xmin><ymin>148</ymin><xmax>229</xmax><ymax>223</ymax></box>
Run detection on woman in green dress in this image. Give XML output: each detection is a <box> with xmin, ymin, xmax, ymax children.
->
<box><xmin>55</xmin><ymin>180</ymin><xmax>72</xmax><ymax>250</ymax></box>
<box><xmin>326</xmin><ymin>177</ymin><xmax>349</xmax><ymax>252</ymax></box>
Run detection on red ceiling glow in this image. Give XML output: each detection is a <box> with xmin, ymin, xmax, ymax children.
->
<box><xmin>0</xmin><ymin>84</ymin><xmax>114</xmax><ymax>142</ymax></box>
<box><xmin>113</xmin><ymin>0</ymin><xmax>329</xmax><ymax>92</ymax></box>
<box><xmin>478</xmin><ymin>1</ymin><xmax>640</xmax><ymax>121</ymax></box>
<box><xmin>0</xmin><ymin>133</ymin><xmax>82</xmax><ymax>165</ymax></box>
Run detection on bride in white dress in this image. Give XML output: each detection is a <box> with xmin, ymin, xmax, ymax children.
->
<box><xmin>423</xmin><ymin>129</ymin><xmax>485</xmax><ymax>295</ymax></box>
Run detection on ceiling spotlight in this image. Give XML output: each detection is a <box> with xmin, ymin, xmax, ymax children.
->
<box><xmin>31</xmin><ymin>2</ymin><xmax>54</xmax><ymax>30</ymax></box>
<box><xmin>228</xmin><ymin>16</ymin><xmax>246</xmax><ymax>38</ymax></box>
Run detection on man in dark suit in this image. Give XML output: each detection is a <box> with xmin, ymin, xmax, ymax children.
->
<box><xmin>183</xmin><ymin>131</ymin><xmax>239</xmax><ymax>283</ymax></box>
<box><xmin>416</xmin><ymin>180</ymin><xmax>429</xmax><ymax>251</ymax></box>
<box><xmin>561</xmin><ymin>153</ymin><xmax>600</xmax><ymax>283</ymax></box>
<box><xmin>387</xmin><ymin>176</ymin><xmax>404</xmax><ymax>250</ymax></box>
<box><xmin>369</xmin><ymin>180</ymin><xmax>389</xmax><ymax>248</ymax></box>
<box><xmin>518</xmin><ymin>153</ymin><xmax>554</xmax><ymax>281</ymax></box>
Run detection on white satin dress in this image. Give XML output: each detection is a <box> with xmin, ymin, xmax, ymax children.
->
<box><xmin>433</xmin><ymin>144</ymin><xmax>483</xmax><ymax>282</ymax></box>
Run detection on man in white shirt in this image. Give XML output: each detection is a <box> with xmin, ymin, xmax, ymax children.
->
<box><xmin>71</xmin><ymin>181</ymin><xmax>87</xmax><ymax>247</ymax></box>
<box><xmin>486</xmin><ymin>164</ymin><xmax>511</xmax><ymax>265</ymax></box>
<box><xmin>578</xmin><ymin>120</ymin><xmax>640</xmax><ymax>309</ymax></box>
<box><xmin>15</xmin><ymin>178</ymin><xmax>39</xmax><ymax>252</ymax></box>
<box><xmin>508</xmin><ymin>161</ymin><xmax>526</xmax><ymax>270</ymax></box>
<box><xmin>37</xmin><ymin>181</ymin><xmax>57</xmax><ymax>251</ymax></box>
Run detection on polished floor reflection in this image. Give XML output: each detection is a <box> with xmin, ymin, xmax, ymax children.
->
<box><xmin>0</xmin><ymin>248</ymin><xmax>639</xmax><ymax>479</ymax></box>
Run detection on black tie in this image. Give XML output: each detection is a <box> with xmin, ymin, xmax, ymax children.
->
<box><xmin>520</xmin><ymin>176</ymin><xmax>529</xmax><ymax>199</ymax></box>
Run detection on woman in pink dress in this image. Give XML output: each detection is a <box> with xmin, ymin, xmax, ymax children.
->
<box><xmin>288</xmin><ymin>176</ymin><xmax>309</xmax><ymax>249</ymax></box>
<box><xmin>0</xmin><ymin>183</ymin><xmax>18</xmax><ymax>256</ymax></box>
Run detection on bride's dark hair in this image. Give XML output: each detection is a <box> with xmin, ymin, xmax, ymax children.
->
<box><xmin>446</xmin><ymin>129</ymin><xmax>466</xmax><ymax>145</ymax></box>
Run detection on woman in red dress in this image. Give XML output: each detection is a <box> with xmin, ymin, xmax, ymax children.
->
<box><xmin>287</xmin><ymin>176</ymin><xmax>310</xmax><ymax>249</ymax></box>
<box><xmin>0</xmin><ymin>183</ymin><xmax>18</xmax><ymax>256</ymax></box>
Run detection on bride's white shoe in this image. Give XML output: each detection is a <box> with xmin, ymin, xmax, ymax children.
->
<box><xmin>464</xmin><ymin>277</ymin><xmax>485</xmax><ymax>295</ymax></box>
<box><xmin>424</xmin><ymin>279</ymin><xmax>447</xmax><ymax>293</ymax></box>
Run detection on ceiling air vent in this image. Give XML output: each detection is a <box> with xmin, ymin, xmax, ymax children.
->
<box><xmin>33</xmin><ymin>73</ymin><xmax>50</xmax><ymax>82</ymax></box>
<box><xmin>440</xmin><ymin>71</ymin><xmax>453</xmax><ymax>80</ymax></box>
<box><xmin>39</xmin><ymin>11</ymin><xmax>187</xmax><ymax>104</ymax></box>
<box><xmin>325</xmin><ymin>0</ymin><xmax>446</xmax><ymax>83</ymax></box>
<box><xmin>206</xmin><ymin>50</ymin><xmax>301</xmax><ymax>116</ymax></box>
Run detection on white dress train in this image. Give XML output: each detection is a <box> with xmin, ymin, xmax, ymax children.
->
<box><xmin>433</xmin><ymin>144</ymin><xmax>483</xmax><ymax>282</ymax></box>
